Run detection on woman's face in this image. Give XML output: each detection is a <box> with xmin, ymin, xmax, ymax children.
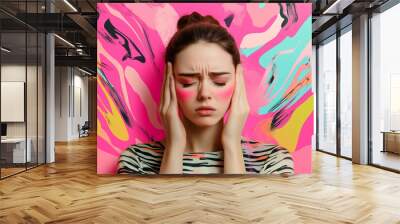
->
<box><xmin>173</xmin><ymin>41</ymin><xmax>236</xmax><ymax>127</ymax></box>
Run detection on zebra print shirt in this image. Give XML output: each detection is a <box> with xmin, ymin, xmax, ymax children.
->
<box><xmin>117</xmin><ymin>138</ymin><xmax>294</xmax><ymax>175</ymax></box>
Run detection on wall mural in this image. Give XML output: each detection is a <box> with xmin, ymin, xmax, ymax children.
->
<box><xmin>97</xmin><ymin>3</ymin><xmax>312</xmax><ymax>174</ymax></box>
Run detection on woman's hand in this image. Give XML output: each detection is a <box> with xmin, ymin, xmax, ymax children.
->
<box><xmin>221</xmin><ymin>64</ymin><xmax>249</xmax><ymax>174</ymax></box>
<box><xmin>222</xmin><ymin>64</ymin><xmax>250</xmax><ymax>144</ymax></box>
<box><xmin>159</xmin><ymin>62</ymin><xmax>187</xmax><ymax>174</ymax></box>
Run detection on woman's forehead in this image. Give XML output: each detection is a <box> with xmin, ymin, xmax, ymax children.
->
<box><xmin>176</xmin><ymin>63</ymin><xmax>233</xmax><ymax>72</ymax></box>
<box><xmin>174</xmin><ymin>42</ymin><xmax>234</xmax><ymax>71</ymax></box>
<box><xmin>176</xmin><ymin>71</ymin><xmax>232</xmax><ymax>78</ymax></box>
<box><xmin>174</xmin><ymin>56</ymin><xmax>235</xmax><ymax>73</ymax></box>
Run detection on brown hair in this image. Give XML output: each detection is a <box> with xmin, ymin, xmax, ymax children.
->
<box><xmin>165</xmin><ymin>12</ymin><xmax>240</xmax><ymax>67</ymax></box>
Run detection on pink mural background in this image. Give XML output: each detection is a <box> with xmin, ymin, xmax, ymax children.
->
<box><xmin>97</xmin><ymin>3</ymin><xmax>313</xmax><ymax>174</ymax></box>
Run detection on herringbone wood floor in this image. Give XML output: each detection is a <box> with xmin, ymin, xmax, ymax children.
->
<box><xmin>1</xmin><ymin>135</ymin><xmax>400</xmax><ymax>224</ymax></box>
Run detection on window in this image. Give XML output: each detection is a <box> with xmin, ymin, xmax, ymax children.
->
<box><xmin>317</xmin><ymin>36</ymin><xmax>337</xmax><ymax>154</ymax></box>
<box><xmin>370</xmin><ymin>2</ymin><xmax>400</xmax><ymax>171</ymax></box>
<box><xmin>339</xmin><ymin>28</ymin><xmax>352</xmax><ymax>158</ymax></box>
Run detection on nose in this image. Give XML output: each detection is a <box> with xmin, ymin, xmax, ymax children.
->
<box><xmin>197</xmin><ymin>79</ymin><xmax>212</xmax><ymax>101</ymax></box>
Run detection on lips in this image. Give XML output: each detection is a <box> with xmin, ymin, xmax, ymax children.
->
<box><xmin>195</xmin><ymin>106</ymin><xmax>216</xmax><ymax>116</ymax></box>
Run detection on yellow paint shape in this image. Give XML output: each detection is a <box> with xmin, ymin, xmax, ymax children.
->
<box><xmin>98</xmin><ymin>78</ymin><xmax>129</xmax><ymax>141</ymax></box>
<box><xmin>272</xmin><ymin>96</ymin><xmax>313</xmax><ymax>152</ymax></box>
<box><xmin>97</xmin><ymin>118</ymin><xmax>101</xmax><ymax>135</ymax></box>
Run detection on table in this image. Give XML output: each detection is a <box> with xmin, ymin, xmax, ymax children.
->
<box><xmin>381</xmin><ymin>131</ymin><xmax>400</xmax><ymax>154</ymax></box>
<box><xmin>1</xmin><ymin>138</ymin><xmax>32</xmax><ymax>163</ymax></box>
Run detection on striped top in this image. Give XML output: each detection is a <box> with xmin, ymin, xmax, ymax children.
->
<box><xmin>118</xmin><ymin>138</ymin><xmax>294</xmax><ymax>175</ymax></box>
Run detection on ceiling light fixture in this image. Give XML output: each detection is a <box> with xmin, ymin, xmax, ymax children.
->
<box><xmin>322</xmin><ymin>0</ymin><xmax>355</xmax><ymax>15</ymax></box>
<box><xmin>1</xmin><ymin>47</ymin><xmax>11</xmax><ymax>53</ymax></box>
<box><xmin>78</xmin><ymin>67</ymin><xmax>93</xmax><ymax>76</ymax></box>
<box><xmin>54</xmin><ymin>34</ymin><xmax>75</xmax><ymax>48</ymax></box>
<box><xmin>322</xmin><ymin>0</ymin><xmax>342</xmax><ymax>14</ymax></box>
<box><xmin>63</xmin><ymin>0</ymin><xmax>78</xmax><ymax>12</ymax></box>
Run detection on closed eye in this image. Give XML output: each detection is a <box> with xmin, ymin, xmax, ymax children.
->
<box><xmin>178</xmin><ymin>77</ymin><xmax>196</xmax><ymax>88</ymax></box>
<box><xmin>212</xmin><ymin>77</ymin><xmax>229</xmax><ymax>87</ymax></box>
<box><xmin>182</xmin><ymin>83</ymin><xmax>194</xmax><ymax>88</ymax></box>
<box><xmin>215</xmin><ymin>82</ymin><xmax>226</xmax><ymax>86</ymax></box>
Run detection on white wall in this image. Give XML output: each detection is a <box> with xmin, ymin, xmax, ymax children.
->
<box><xmin>72</xmin><ymin>72</ymin><xmax>89</xmax><ymax>138</ymax></box>
<box><xmin>55</xmin><ymin>66</ymin><xmax>69</xmax><ymax>141</ymax></box>
<box><xmin>54</xmin><ymin>67</ymin><xmax>89</xmax><ymax>141</ymax></box>
<box><xmin>1</xmin><ymin>64</ymin><xmax>26</xmax><ymax>81</ymax></box>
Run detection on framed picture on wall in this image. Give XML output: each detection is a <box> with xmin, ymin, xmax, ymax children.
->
<box><xmin>1</xmin><ymin>81</ymin><xmax>25</xmax><ymax>123</ymax></box>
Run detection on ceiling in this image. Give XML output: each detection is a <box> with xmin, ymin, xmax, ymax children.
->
<box><xmin>0</xmin><ymin>0</ymin><xmax>97</xmax><ymax>73</ymax></box>
<box><xmin>311</xmin><ymin>0</ymin><xmax>390</xmax><ymax>44</ymax></box>
<box><xmin>0</xmin><ymin>0</ymin><xmax>395</xmax><ymax>73</ymax></box>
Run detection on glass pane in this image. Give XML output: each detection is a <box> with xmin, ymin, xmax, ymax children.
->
<box><xmin>38</xmin><ymin>32</ymin><xmax>45</xmax><ymax>165</ymax></box>
<box><xmin>371</xmin><ymin>3</ymin><xmax>400</xmax><ymax>171</ymax></box>
<box><xmin>318</xmin><ymin>37</ymin><xmax>337</xmax><ymax>154</ymax></box>
<box><xmin>27</xmin><ymin>31</ymin><xmax>38</xmax><ymax>169</ymax></box>
<box><xmin>1</xmin><ymin>30</ymin><xmax>27</xmax><ymax>177</ymax></box>
<box><xmin>340</xmin><ymin>29</ymin><xmax>352</xmax><ymax>158</ymax></box>
<box><xmin>312</xmin><ymin>45</ymin><xmax>317</xmax><ymax>151</ymax></box>
<box><xmin>0</xmin><ymin>0</ymin><xmax>46</xmax><ymax>178</ymax></box>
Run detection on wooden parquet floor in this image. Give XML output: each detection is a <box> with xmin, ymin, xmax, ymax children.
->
<box><xmin>1</xmin><ymin>135</ymin><xmax>400</xmax><ymax>224</ymax></box>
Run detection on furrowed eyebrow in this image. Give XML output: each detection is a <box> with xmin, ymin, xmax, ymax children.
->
<box><xmin>177</xmin><ymin>73</ymin><xmax>200</xmax><ymax>77</ymax></box>
<box><xmin>209</xmin><ymin>72</ymin><xmax>231</xmax><ymax>76</ymax></box>
<box><xmin>177</xmin><ymin>72</ymin><xmax>231</xmax><ymax>77</ymax></box>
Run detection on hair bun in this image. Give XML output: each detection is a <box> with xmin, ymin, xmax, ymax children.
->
<box><xmin>177</xmin><ymin>12</ymin><xmax>220</xmax><ymax>30</ymax></box>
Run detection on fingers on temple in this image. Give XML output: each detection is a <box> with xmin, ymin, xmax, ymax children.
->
<box><xmin>170</xmin><ymin>67</ymin><xmax>177</xmax><ymax>104</ymax></box>
<box><xmin>238</xmin><ymin>64</ymin><xmax>249</xmax><ymax>113</ymax></box>
<box><xmin>163</xmin><ymin>62</ymin><xmax>172</xmax><ymax>113</ymax></box>
<box><xmin>233</xmin><ymin>64</ymin><xmax>240</xmax><ymax>100</ymax></box>
<box><xmin>160</xmin><ymin>63</ymin><xmax>168</xmax><ymax>109</ymax></box>
<box><xmin>239</xmin><ymin>64</ymin><xmax>245</xmax><ymax>99</ymax></box>
<box><xmin>236</xmin><ymin>64</ymin><xmax>243</xmax><ymax>100</ymax></box>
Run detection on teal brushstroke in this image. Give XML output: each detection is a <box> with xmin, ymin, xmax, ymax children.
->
<box><xmin>259</xmin><ymin>17</ymin><xmax>312</xmax><ymax>68</ymax></box>
<box><xmin>259</xmin><ymin>3</ymin><xmax>266</xmax><ymax>8</ymax></box>
<box><xmin>97</xmin><ymin>68</ymin><xmax>108</xmax><ymax>83</ymax></box>
<box><xmin>241</xmin><ymin>45</ymin><xmax>261</xmax><ymax>57</ymax></box>
<box><xmin>97</xmin><ymin>67</ymin><xmax>115</xmax><ymax>89</ymax></box>
<box><xmin>269</xmin><ymin>57</ymin><xmax>311</xmax><ymax>111</ymax></box>
<box><xmin>258</xmin><ymin>17</ymin><xmax>312</xmax><ymax>114</ymax></box>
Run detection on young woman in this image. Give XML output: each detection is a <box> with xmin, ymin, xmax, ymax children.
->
<box><xmin>118</xmin><ymin>12</ymin><xmax>294</xmax><ymax>175</ymax></box>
